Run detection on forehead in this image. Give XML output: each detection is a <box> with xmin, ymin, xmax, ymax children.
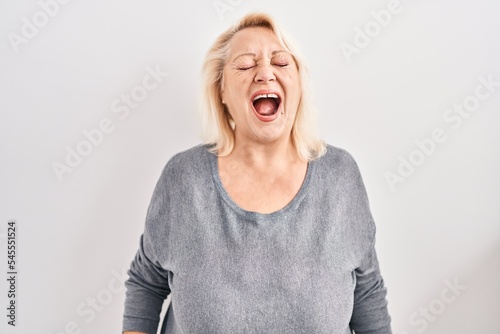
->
<box><xmin>228</xmin><ymin>26</ymin><xmax>286</xmax><ymax>56</ymax></box>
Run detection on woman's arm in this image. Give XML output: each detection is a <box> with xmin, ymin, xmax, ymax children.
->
<box><xmin>349</xmin><ymin>245</ymin><xmax>392</xmax><ymax>334</ymax></box>
<box><xmin>122</xmin><ymin>166</ymin><xmax>173</xmax><ymax>333</ymax></box>
<box><xmin>122</xmin><ymin>234</ymin><xmax>171</xmax><ymax>333</ymax></box>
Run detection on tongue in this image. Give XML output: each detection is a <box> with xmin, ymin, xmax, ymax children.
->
<box><xmin>254</xmin><ymin>98</ymin><xmax>278</xmax><ymax>116</ymax></box>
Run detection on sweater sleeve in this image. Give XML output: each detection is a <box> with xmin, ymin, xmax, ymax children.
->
<box><xmin>349</xmin><ymin>245</ymin><xmax>392</xmax><ymax>334</ymax></box>
<box><xmin>122</xmin><ymin>167</ymin><xmax>172</xmax><ymax>334</ymax></box>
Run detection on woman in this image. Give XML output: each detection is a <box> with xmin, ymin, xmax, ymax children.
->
<box><xmin>123</xmin><ymin>12</ymin><xmax>392</xmax><ymax>334</ymax></box>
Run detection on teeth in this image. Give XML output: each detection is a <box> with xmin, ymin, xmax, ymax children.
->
<box><xmin>253</xmin><ymin>93</ymin><xmax>279</xmax><ymax>101</ymax></box>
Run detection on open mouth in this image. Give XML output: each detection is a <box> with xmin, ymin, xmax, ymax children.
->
<box><xmin>251</xmin><ymin>92</ymin><xmax>281</xmax><ymax>121</ymax></box>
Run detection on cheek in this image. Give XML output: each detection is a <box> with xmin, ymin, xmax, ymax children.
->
<box><xmin>236</xmin><ymin>75</ymin><xmax>253</xmax><ymax>87</ymax></box>
<box><xmin>222</xmin><ymin>76</ymin><xmax>251</xmax><ymax>102</ymax></box>
<box><xmin>282</xmin><ymin>69</ymin><xmax>300</xmax><ymax>88</ymax></box>
<box><xmin>284</xmin><ymin>76</ymin><xmax>301</xmax><ymax>101</ymax></box>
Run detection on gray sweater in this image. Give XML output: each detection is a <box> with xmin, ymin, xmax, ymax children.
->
<box><xmin>123</xmin><ymin>144</ymin><xmax>392</xmax><ymax>334</ymax></box>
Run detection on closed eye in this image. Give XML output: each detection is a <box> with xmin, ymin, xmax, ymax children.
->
<box><xmin>237</xmin><ymin>65</ymin><xmax>255</xmax><ymax>71</ymax></box>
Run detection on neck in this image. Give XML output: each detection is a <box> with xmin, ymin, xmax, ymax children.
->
<box><xmin>229</xmin><ymin>135</ymin><xmax>302</xmax><ymax>170</ymax></box>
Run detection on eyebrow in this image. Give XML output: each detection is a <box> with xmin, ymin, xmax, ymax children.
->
<box><xmin>231</xmin><ymin>50</ymin><xmax>291</xmax><ymax>62</ymax></box>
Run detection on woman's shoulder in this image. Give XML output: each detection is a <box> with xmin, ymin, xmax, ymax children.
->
<box><xmin>311</xmin><ymin>144</ymin><xmax>369</xmax><ymax>192</ymax></box>
<box><xmin>166</xmin><ymin>143</ymin><xmax>211</xmax><ymax>166</ymax></box>
<box><xmin>158</xmin><ymin>144</ymin><xmax>213</xmax><ymax>182</ymax></box>
<box><xmin>317</xmin><ymin>144</ymin><xmax>360</xmax><ymax>172</ymax></box>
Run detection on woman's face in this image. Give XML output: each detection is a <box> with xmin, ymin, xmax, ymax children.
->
<box><xmin>221</xmin><ymin>27</ymin><xmax>301</xmax><ymax>146</ymax></box>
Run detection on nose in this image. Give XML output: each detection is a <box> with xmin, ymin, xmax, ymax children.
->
<box><xmin>254</xmin><ymin>64</ymin><xmax>276</xmax><ymax>83</ymax></box>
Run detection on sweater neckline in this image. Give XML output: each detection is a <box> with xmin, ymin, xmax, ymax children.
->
<box><xmin>207</xmin><ymin>145</ymin><xmax>315</xmax><ymax>220</ymax></box>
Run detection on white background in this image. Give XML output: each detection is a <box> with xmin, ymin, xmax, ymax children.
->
<box><xmin>1</xmin><ymin>0</ymin><xmax>499</xmax><ymax>333</ymax></box>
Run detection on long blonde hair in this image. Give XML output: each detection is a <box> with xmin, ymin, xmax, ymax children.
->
<box><xmin>200</xmin><ymin>12</ymin><xmax>326</xmax><ymax>160</ymax></box>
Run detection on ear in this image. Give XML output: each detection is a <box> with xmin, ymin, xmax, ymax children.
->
<box><xmin>220</xmin><ymin>79</ymin><xmax>225</xmax><ymax>104</ymax></box>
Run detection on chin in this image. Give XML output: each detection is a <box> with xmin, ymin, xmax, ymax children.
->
<box><xmin>251</xmin><ymin>125</ymin><xmax>290</xmax><ymax>144</ymax></box>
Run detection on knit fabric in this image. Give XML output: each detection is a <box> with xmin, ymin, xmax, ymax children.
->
<box><xmin>123</xmin><ymin>144</ymin><xmax>392</xmax><ymax>334</ymax></box>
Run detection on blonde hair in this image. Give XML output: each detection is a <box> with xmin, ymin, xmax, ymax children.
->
<box><xmin>200</xmin><ymin>12</ymin><xmax>326</xmax><ymax>161</ymax></box>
